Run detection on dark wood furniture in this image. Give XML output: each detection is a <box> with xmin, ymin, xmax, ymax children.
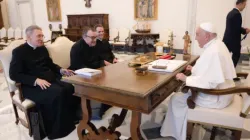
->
<box><xmin>130</xmin><ymin>33</ymin><xmax>159</xmax><ymax>53</ymax></box>
<box><xmin>65</xmin><ymin>14</ymin><xmax>109</xmax><ymax>41</ymax></box>
<box><xmin>0</xmin><ymin>9</ymin><xmax>3</xmax><ymax>29</ymax></box>
<box><xmin>62</xmin><ymin>53</ymin><xmax>199</xmax><ymax>140</ymax></box>
<box><xmin>0</xmin><ymin>2</ymin><xmax>3</xmax><ymax>29</ymax></box>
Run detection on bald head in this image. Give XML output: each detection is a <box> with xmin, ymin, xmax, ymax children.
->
<box><xmin>195</xmin><ymin>23</ymin><xmax>217</xmax><ymax>48</ymax></box>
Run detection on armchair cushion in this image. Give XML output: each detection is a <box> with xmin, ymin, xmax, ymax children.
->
<box><xmin>113</xmin><ymin>42</ymin><xmax>126</xmax><ymax>46</ymax></box>
<box><xmin>109</xmin><ymin>41</ymin><xmax>114</xmax><ymax>45</ymax></box>
<box><xmin>13</xmin><ymin>92</ymin><xmax>35</xmax><ymax>109</ymax></box>
<box><xmin>188</xmin><ymin>95</ymin><xmax>244</xmax><ymax>130</ymax></box>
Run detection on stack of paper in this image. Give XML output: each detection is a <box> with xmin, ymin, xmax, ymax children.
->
<box><xmin>148</xmin><ymin>59</ymin><xmax>187</xmax><ymax>72</ymax></box>
<box><xmin>74</xmin><ymin>68</ymin><xmax>102</xmax><ymax>77</ymax></box>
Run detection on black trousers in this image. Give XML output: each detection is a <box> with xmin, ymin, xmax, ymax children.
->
<box><xmin>225</xmin><ymin>44</ymin><xmax>241</xmax><ymax>67</ymax></box>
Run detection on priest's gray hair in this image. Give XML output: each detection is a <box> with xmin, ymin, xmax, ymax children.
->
<box><xmin>82</xmin><ymin>26</ymin><xmax>95</xmax><ymax>37</ymax></box>
<box><xmin>25</xmin><ymin>25</ymin><xmax>42</xmax><ymax>36</ymax></box>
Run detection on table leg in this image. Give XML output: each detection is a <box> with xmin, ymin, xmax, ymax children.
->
<box><xmin>77</xmin><ymin>97</ymin><xmax>123</xmax><ymax>140</ymax></box>
<box><xmin>129</xmin><ymin>111</ymin><xmax>144</xmax><ymax>140</ymax></box>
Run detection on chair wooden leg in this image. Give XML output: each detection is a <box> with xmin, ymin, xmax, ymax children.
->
<box><xmin>186</xmin><ymin>122</ymin><xmax>194</xmax><ymax>140</ymax></box>
<box><xmin>25</xmin><ymin>109</ymin><xmax>32</xmax><ymax>137</ymax></box>
<box><xmin>210</xmin><ymin>127</ymin><xmax>217</xmax><ymax>140</ymax></box>
<box><xmin>232</xmin><ymin>130</ymin><xmax>242</xmax><ymax>140</ymax></box>
<box><xmin>12</xmin><ymin>104</ymin><xmax>19</xmax><ymax>125</ymax></box>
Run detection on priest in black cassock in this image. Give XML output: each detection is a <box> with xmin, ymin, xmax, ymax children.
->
<box><xmin>69</xmin><ymin>27</ymin><xmax>112</xmax><ymax>120</ymax></box>
<box><xmin>94</xmin><ymin>24</ymin><xmax>118</xmax><ymax>63</ymax></box>
<box><xmin>69</xmin><ymin>27</ymin><xmax>112</xmax><ymax>71</ymax></box>
<box><xmin>9</xmin><ymin>25</ymin><xmax>79</xmax><ymax>139</ymax></box>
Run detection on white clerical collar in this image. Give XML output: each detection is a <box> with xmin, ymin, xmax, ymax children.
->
<box><xmin>235</xmin><ymin>7</ymin><xmax>241</xmax><ymax>13</ymax></box>
<box><xmin>203</xmin><ymin>38</ymin><xmax>216</xmax><ymax>49</ymax></box>
<box><xmin>97</xmin><ymin>38</ymin><xmax>102</xmax><ymax>41</ymax></box>
<box><xmin>27</xmin><ymin>42</ymin><xmax>37</xmax><ymax>50</ymax></box>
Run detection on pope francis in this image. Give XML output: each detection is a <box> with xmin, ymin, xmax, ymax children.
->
<box><xmin>160</xmin><ymin>22</ymin><xmax>236</xmax><ymax>140</ymax></box>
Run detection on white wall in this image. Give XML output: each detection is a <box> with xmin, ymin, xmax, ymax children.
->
<box><xmin>6</xmin><ymin>0</ymin><xmax>250</xmax><ymax>51</ymax></box>
<box><xmin>7</xmin><ymin>0</ymin><xmax>190</xmax><ymax>49</ymax></box>
<box><xmin>192</xmin><ymin>0</ymin><xmax>250</xmax><ymax>55</ymax></box>
<box><xmin>192</xmin><ymin>0</ymin><xmax>235</xmax><ymax>55</ymax></box>
<box><xmin>242</xmin><ymin>0</ymin><xmax>250</xmax><ymax>48</ymax></box>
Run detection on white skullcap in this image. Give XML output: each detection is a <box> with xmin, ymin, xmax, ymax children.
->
<box><xmin>200</xmin><ymin>22</ymin><xmax>217</xmax><ymax>33</ymax></box>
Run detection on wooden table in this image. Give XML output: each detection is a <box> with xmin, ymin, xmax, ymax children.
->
<box><xmin>130</xmin><ymin>33</ymin><xmax>159</xmax><ymax>53</ymax></box>
<box><xmin>62</xmin><ymin>53</ymin><xmax>199</xmax><ymax>140</ymax></box>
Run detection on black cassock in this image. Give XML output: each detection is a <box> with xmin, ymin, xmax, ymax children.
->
<box><xmin>69</xmin><ymin>38</ymin><xmax>105</xmax><ymax>71</ymax></box>
<box><xmin>9</xmin><ymin>43</ymin><xmax>79</xmax><ymax>139</ymax></box>
<box><xmin>69</xmin><ymin>39</ymin><xmax>111</xmax><ymax>119</ymax></box>
<box><xmin>96</xmin><ymin>39</ymin><xmax>115</xmax><ymax>63</ymax></box>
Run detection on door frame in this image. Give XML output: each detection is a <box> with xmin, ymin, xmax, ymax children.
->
<box><xmin>15</xmin><ymin>0</ymin><xmax>35</xmax><ymax>29</ymax></box>
<box><xmin>0</xmin><ymin>3</ymin><xmax>4</xmax><ymax>28</ymax></box>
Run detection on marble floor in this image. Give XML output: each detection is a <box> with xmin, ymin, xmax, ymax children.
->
<box><xmin>0</xmin><ymin>56</ymin><xmax>249</xmax><ymax>140</ymax></box>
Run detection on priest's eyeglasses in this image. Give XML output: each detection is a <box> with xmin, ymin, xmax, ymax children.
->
<box><xmin>86</xmin><ymin>35</ymin><xmax>97</xmax><ymax>40</ymax></box>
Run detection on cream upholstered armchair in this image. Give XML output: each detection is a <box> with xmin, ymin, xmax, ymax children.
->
<box><xmin>113</xmin><ymin>28</ymin><xmax>130</xmax><ymax>53</ymax></box>
<box><xmin>154</xmin><ymin>30</ymin><xmax>169</xmax><ymax>48</ymax></box>
<box><xmin>184</xmin><ymin>73</ymin><xmax>250</xmax><ymax>140</ymax></box>
<box><xmin>109</xmin><ymin>28</ymin><xmax>119</xmax><ymax>45</ymax></box>
<box><xmin>45</xmin><ymin>36</ymin><xmax>75</xmax><ymax>68</ymax></box>
<box><xmin>22</xmin><ymin>29</ymin><xmax>26</xmax><ymax>41</ymax></box>
<box><xmin>0</xmin><ymin>28</ymin><xmax>8</xmax><ymax>44</ymax></box>
<box><xmin>0</xmin><ymin>40</ymin><xmax>36</xmax><ymax>137</ymax></box>
<box><xmin>14</xmin><ymin>27</ymin><xmax>23</xmax><ymax>40</ymax></box>
<box><xmin>43</xmin><ymin>29</ymin><xmax>52</xmax><ymax>45</ymax></box>
<box><xmin>7</xmin><ymin>27</ymin><xmax>15</xmax><ymax>42</ymax></box>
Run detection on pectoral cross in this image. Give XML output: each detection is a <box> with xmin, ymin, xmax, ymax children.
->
<box><xmin>85</xmin><ymin>0</ymin><xmax>91</xmax><ymax>8</ymax></box>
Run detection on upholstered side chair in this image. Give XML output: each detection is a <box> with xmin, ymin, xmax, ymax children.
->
<box><xmin>185</xmin><ymin>72</ymin><xmax>250</xmax><ymax>140</ymax></box>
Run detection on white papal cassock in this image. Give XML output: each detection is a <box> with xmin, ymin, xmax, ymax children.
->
<box><xmin>160</xmin><ymin>37</ymin><xmax>236</xmax><ymax>140</ymax></box>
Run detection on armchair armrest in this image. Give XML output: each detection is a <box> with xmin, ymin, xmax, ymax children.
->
<box><xmin>15</xmin><ymin>83</ymin><xmax>25</xmax><ymax>102</ymax></box>
<box><xmin>184</xmin><ymin>86</ymin><xmax>250</xmax><ymax>109</ymax></box>
<box><xmin>8</xmin><ymin>38</ymin><xmax>15</xmax><ymax>41</ymax></box>
<box><xmin>44</xmin><ymin>40</ymin><xmax>51</xmax><ymax>43</ymax></box>
<box><xmin>237</xmin><ymin>72</ymin><xmax>248</xmax><ymax>79</ymax></box>
<box><xmin>125</xmin><ymin>37</ymin><xmax>130</xmax><ymax>45</ymax></box>
<box><xmin>114</xmin><ymin>36</ymin><xmax>119</xmax><ymax>43</ymax></box>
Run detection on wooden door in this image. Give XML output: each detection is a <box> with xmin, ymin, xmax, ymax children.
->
<box><xmin>0</xmin><ymin>4</ymin><xmax>4</xmax><ymax>29</ymax></box>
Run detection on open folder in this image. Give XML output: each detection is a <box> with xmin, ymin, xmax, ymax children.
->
<box><xmin>148</xmin><ymin>59</ymin><xmax>187</xmax><ymax>72</ymax></box>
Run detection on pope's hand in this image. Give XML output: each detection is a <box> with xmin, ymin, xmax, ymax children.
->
<box><xmin>186</xmin><ymin>65</ymin><xmax>193</xmax><ymax>71</ymax></box>
<box><xmin>176</xmin><ymin>73</ymin><xmax>187</xmax><ymax>82</ymax></box>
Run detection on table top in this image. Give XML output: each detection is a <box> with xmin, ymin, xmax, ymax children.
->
<box><xmin>63</xmin><ymin>53</ymin><xmax>199</xmax><ymax>98</ymax></box>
